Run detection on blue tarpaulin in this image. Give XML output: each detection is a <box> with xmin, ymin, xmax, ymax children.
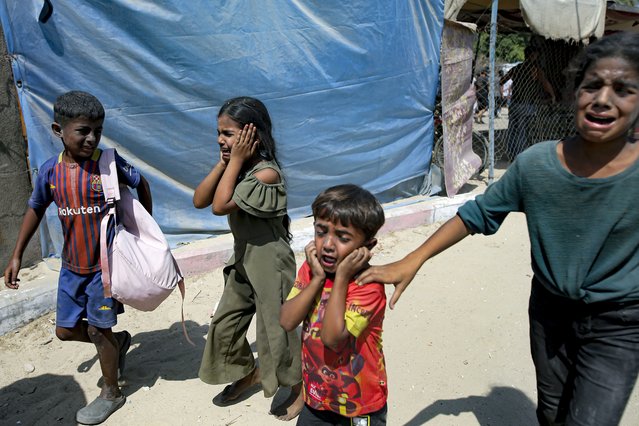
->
<box><xmin>0</xmin><ymin>1</ymin><xmax>444</xmax><ymax>257</ymax></box>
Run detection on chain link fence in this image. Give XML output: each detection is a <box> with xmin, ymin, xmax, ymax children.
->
<box><xmin>473</xmin><ymin>34</ymin><xmax>584</xmax><ymax>162</ymax></box>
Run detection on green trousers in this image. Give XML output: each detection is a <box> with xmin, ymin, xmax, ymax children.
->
<box><xmin>198</xmin><ymin>263</ymin><xmax>302</xmax><ymax>397</ymax></box>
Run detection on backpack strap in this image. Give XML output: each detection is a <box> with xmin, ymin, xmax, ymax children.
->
<box><xmin>98</xmin><ymin>148</ymin><xmax>119</xmax><ymax>298</ymax></box>
<box><xmin>99</xmin><ymin>148</ymin><xmax>120</xmax><ymax>201</ymax></box>
<box><xmin>177</xmin><ymin>276</ymin><xmax>193</xmax><ymax>345</ymax></box>
<box><xmin>97</xmin><ymin>149</ymin><xmax>193</xmax><ymax>345</ymax></box>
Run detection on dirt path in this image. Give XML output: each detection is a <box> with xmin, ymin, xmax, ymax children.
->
<box><xmin>2</xmin><ymin>213</ymin><xmax>638</xmax><ymax>425</ymax></box>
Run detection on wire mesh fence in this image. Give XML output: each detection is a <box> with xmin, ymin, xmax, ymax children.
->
<box><xmin>472</xmin><ymin>34</ymin><xmax>584</xmax><ymax>162</ymax></box>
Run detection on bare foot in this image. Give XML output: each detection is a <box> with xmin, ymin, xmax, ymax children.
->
<box><xmin>213</xmin><ymin>368</ymin><xmax>261</xmax><ymax>405</ymax></box>
<box><xmin>271</xmin><ymin>382</ymin><xmax>304</xmax><ymax>421</ymax></box>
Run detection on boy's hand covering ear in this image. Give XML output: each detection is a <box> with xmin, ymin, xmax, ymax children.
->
<box><xmin>336</xmin><ymin>247</ymin><xmax>371</xmax><ymax>282</ymax></box>
<box><xmin>305</xmin><ymin>241</ymin><xmax>325</xmax><ymax>279</ymax></box>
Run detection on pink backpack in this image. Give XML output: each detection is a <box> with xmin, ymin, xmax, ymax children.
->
<box><xmin>99</xmin><ymin>148</ymin><xmax>184</xmax><ymax>311</ymax></box>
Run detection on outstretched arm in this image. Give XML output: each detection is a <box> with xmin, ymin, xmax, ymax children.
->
<box><xmin>136</xmin><ymin>175</ymin><xmax>153</xmax><ymax>215</ymax></box>
<box><xmin>356</xmin><ymin>215</ymin><xmax>470</xmax><ymax>309</ymax></box>
<box><xmin>280</xmin><ymin>242</ymin><xmax>326</xmax><ymax>331</ymax></box>
<box><xmin>321</xmin><ymin>247</ymin><xmax>371</xmax><ymax>351</ymax></box>
<box><xmin>4</xmin><ymin>207</ymin><xmax>46</xmax><ymax>289</ymax></box>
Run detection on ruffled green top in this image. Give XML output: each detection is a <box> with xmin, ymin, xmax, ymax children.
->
<box><xmin>229</xmin><ymin>160</ymin><xmax>290</xmax><ymax>244</ymax></box>
<box><xmin>232</xmin><ymin>161</ymin><xmax>287</xmax><ymax>218</ymax></box>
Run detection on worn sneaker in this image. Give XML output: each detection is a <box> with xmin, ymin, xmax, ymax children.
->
<box><xmin>76</xmin><ymin>395</ymin><xmax>126</xmax><ymax>425</ymax></box>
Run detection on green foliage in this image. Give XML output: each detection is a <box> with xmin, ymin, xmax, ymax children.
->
<box><xmin>476</xmin><ymin>33</ymin><xmax>528</xmax><ymax>65</ymax></box>
<box><xmin>496</xmin><ymin>34</ymin><xmax>528</xmax><ymax>62</ymax></box>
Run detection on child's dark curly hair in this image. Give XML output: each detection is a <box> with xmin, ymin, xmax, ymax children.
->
<box><xmin>312</xmin><ymin>184</ymin><xmax>385</xmax><ymax>241</ymax></box>
<box><xmin>53</xmin><ymin>91</ymin><xmax>105</xmax><ymax>127</ymax></box>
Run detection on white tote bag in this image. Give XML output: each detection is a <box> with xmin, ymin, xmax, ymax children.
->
<box><xmin>98</xmin><ymin>148</ymin><xmax>184</xmax><ymax>311</ymax></box>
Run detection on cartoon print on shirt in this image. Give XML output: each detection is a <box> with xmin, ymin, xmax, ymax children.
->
<box><xmin>301</xmin><ymin>287</ymin><xmax>365</xmax><ymax>416</ymax></box>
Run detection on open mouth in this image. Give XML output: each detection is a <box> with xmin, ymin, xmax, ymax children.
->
<box><xmin>586</xmin><ymin>113</ymin><xmax>615</xmax><ymax>125</ymax></box>
<box><xmin>320</xmin><ymin>255</ymin><xmax>337</xmax><ymax>268</ymax></box>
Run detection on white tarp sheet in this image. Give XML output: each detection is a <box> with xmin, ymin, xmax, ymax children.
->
<box><xmin>521</xmin><ymin>0</ymin><xmax>605</xmax><ymax>41</ymax></box>
<box><xmin>444</xmin><ymin>0</ymin><xmax>606</xmax><ymax>42</ymax></box>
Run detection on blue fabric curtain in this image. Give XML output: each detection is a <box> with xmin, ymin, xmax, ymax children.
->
<box><xmin>0</xmin><ymin>0</ymin><xmax>444</xmax><ymax>256</ymax></box>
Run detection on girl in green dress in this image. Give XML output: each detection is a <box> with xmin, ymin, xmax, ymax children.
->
<box><xmin>193</xmin><ymin>97</ymin><xmax>303</xmax><ymax>421</ymax></box>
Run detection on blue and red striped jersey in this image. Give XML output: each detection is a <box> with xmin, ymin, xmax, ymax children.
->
<box><xmin>29</xmin><ymin>148</ymin><xmax>141</xmax><ymax>273</ymax></box>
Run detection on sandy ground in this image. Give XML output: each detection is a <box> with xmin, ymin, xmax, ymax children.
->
<box><xmin>2</xmin><ymin>195</ymin><xmax>639</xmax><ymax>425</ymax></box>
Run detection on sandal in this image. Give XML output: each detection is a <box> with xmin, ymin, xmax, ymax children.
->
<box><xmin>76</xmin><ymin>395</ymin><xmax>126</xmax><ymax>425</ymax></box>
<box><xmin>212</xmin><ymin>368</ymin><xmax>262</xmax><ymax>406</ymax></box>
<box><xmin>212</xmin><ymin>383</ymin><xmax>262</xmax><ymax>406</ymax></box>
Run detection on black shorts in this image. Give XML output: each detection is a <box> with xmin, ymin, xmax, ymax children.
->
<box><xmin>297</xmin><ymin>404</ymin><xmax>387</xmax><ymax>426</ymax></box>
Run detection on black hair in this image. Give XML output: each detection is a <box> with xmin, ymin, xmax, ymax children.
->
<box><xmin>312</xmin><ymin>184</ymin><xmax>385</xmax><ymax>241</ymax></box>
<box><xmin>218</xmin><ymin>96</ymin><xmax>281</xmax><ymax>168</ymax></box>
<box><xmin>218</xmin><ymin>96</ymin><xmax>292</xmax><ymax>241</ymax></box>
<box><xmin>570</xmin><ymin>31</ymin><xmax>639</xmax><ymax>89</ymax></box>
<box><xmin>53</xmin><ymin>91</ymin><xmax>105</xmax><ymax>127</ymax></box>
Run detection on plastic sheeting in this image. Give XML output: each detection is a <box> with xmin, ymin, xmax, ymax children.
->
<box><xmin>0</xmin><ymin>1</ymin><xmax>444</xmax><ymax>257</ymax></box>
<box><xmin>520</xmin><ymin>0</ymin><xmax>605</xmax><ymax>42</ymax></box>
<box><xmin>445</xmin><ymin>0</ymin><xmax>607</xmax><ymax>42</ymax></box>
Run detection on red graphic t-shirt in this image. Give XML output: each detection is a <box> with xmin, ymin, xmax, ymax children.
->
<box><xmin>287</xmin><ymin>261</ymin><xmax>387</xmax><ymax>417</ymax></box>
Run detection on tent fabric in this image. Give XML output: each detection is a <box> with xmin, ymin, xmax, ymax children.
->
<box><xmin>444</xmin><ymin>0</ymin><xmax>468</xmax><ymax>20</ymax></box>
<box><xmin>520</xmin><ymin>0</ymin><xmax>605</xmax><ymax>41</ymax></box>
<box><xmin>0</xmin><ymin>1</ymin><xmax>444</xmax><ymax>257</ymax></box>
<box><xmin>445</xmin><ymin>0</ymin><xmax>607</xmax><ymax>41</ymax></box>
<box><xmin>440</xmin><ymin>20</ymin><xmax>480</xmax><ymax>196</ymax></box>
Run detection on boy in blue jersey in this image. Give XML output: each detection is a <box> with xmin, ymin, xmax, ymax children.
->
<box><xmin>4</xmin><ymin>91</ymin><xmax>152</xmax><ymax>425</ymax></box>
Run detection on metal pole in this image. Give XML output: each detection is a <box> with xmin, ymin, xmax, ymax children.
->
<box><xmin>488</xmin><ymin>0</ymin><xmax>498</xmax><ymax>183</ymax></box>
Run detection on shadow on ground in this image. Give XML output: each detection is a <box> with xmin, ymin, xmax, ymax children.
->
<box><xmin>0</xmin><ymin>321</ymin><xmax>213</xmax><ymax>425</ymax></box>
<box><xmin>0</xmin><ymin>373</ymin><xmax>86</xmax><ymax>425</ymax></box>
<box><xmin>403</xmin><ymin>386</ymin><xmax>537</xmax><ymax>426</ymax></box>
<box><xmin>0</xmin><ymin>320</ymin><xmax>272</xmax><ymax>424</ymax></box>
<box><xmin>78</xmin><ymin>320</ymin><xmax>210</xmax><ymax>394</ymax></box>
